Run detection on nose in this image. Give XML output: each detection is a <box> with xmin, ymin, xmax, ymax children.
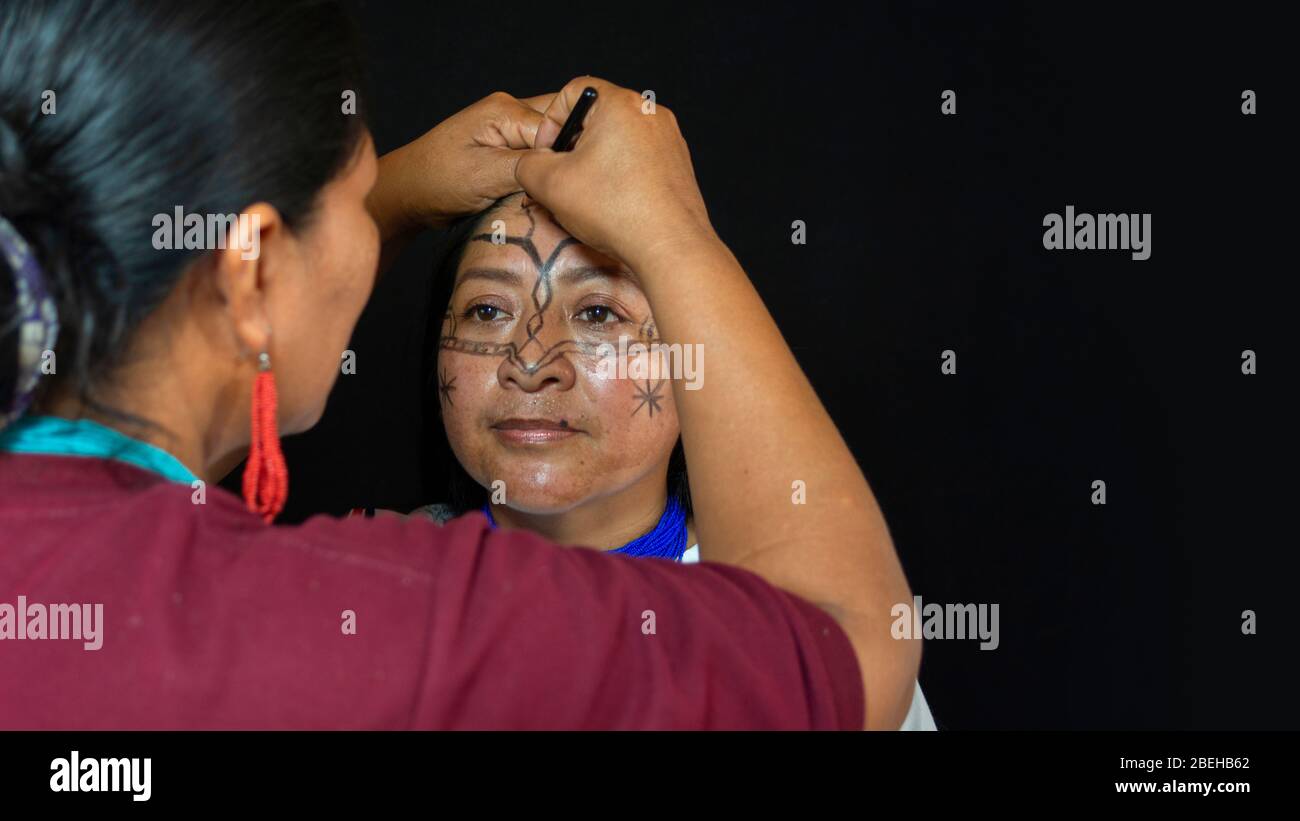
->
<box><xmin>498</xmin><ymin>347</ymin><xmax>577</xmax><ymax>393</ymax></box>
<box><xmin>499</xmin><ymin>299</ymin><xmax>579</xmax><ymax>393</ymax></box>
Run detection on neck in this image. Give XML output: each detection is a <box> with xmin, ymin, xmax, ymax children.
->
<box><xmin>35</xmin><ymin>357</ymin><xmax>244</xmax><ymax>485</ymax></box>
<box><xmin>490</xmin><ymin>479</ymin><xmax>674</xmax><ymax>551</ymax></box>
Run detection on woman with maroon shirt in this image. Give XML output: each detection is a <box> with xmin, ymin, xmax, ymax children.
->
<box><xmin>0</xmin><ymin>0</ymin><xmax>918</xmax><ymax>729</ymax></box>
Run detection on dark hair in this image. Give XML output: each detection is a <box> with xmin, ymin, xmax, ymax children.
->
<box><xmin>0</xmin><ymin>0</ymin><xmax>367</xmax><ymax>426</ymax></box>
<box><xmin>420</xmin><ymin>202</ymin><xmax>693</xmax><ymax>519</ymax></box>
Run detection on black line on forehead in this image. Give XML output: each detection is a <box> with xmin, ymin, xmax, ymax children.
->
<box><xmin>532</xmin><ymin>238</ymin><xmax>577</xmax><ymax>314</ymax></box>
<box><xmin>450</xmin><ymin>203</ymin><xmax>585</xmax><ymax>376</ymax></box>
<box><xmin>470</xmin><ymin>199</ymin><xmax>543</xmax><ymax>268</ymax></box>
<box><xmin>470</xmin><ymin>233</ymin><xmax>544</xmax><ymax>271</ymax></box>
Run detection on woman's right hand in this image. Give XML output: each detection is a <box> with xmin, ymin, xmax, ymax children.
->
<box><xmin>514</xmin><ymin>77</ymin><xmax>720</xmax><ymax>270</ymax></box>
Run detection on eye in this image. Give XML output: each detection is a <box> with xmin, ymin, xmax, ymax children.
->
<box><xmin>576</xmin><ymin>304</ymin><xmax>622</xmax><ymax>324</ymax></box>
<box><xmin>465</xmin><ymin>303</ymin><xmax>511</xmax><ymax>322</ymax></box>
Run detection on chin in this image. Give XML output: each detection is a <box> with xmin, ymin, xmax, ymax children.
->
<box><xmin>500</xmin><ymin>497</ymin><xmax>580</xmax><ymax>516</ymax></box>
<box><xmin>484</xmin><ymin>462</ymin><xmax>591</xmax><ymax>515</ymax></box>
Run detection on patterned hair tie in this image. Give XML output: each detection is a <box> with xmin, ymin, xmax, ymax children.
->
<box><xmin>0</xmin><ymin>214</ymin><xmax>60</xmax><ymax>427</ymax></box>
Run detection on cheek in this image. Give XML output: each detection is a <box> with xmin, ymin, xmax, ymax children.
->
<box><xmin>310</xmin><ymin>211</ymin><xmax>377</xmax><ymax>358</ymax></box>
<box><xmin>282</xmin><ymin>208</ymin><xmax>379</xmax><ymax>428</ymax></box>
<box><xmin>578</xmin><ymin>358</ymin><xmax>680</xmax><ymax>475</ymax></box>
<box><xmin>437</xmin><ymin>354</ymin><xmax>499</xmax><ymax>477</ymax></box>
<box><xmin>325</xmin><ymin>207</ymin><xmax>379</xmax><ymax>321</ymax></box>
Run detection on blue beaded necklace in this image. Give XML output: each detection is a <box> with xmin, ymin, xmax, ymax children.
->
<box><xmin>482</xmin><ymin>495</ymin><xmax>690</xmax><ymax>561</ymax></box>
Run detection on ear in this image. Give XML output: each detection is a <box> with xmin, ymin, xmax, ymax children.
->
<box><xmin>210</xmin><ymin>203</ymin><xmax>286</xmax><ymax>360</ymax></box>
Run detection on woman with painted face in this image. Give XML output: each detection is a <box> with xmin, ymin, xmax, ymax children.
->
<box><xmin>416</xmin><ymin>193</ymin><xmax>697</xmax><ymax>558</ymax></box>
<box><xmin>0</xmin><ymin>0</ymin><xmax>918</xmax><ymax>729</ymax></box>
<box><xmin>416</xmin><ymin>194</ymin><xmax>937</xmax><ymax>729</ymax></box>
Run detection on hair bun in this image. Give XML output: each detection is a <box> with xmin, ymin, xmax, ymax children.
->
<box><xmin>1</xmin><ymin>188</ymin><xmax>61</xmax><ymax>427</ymax></box>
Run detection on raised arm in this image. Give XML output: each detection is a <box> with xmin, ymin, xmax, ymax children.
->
<box><xmin>516</xmin><ymin>77</ymin><xmax>920</xmax><ymax>729</ymax></box>
<box><xmin>365</xmin><ymin>92</ymin><xmax>554</xmax><ymax>277</ymax></box>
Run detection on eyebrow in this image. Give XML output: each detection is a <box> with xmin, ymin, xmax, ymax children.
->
<box><xmin>455</xmin><ymin>264</ymin><xmax>643</xmax><ymax>293</ymax></box>
<box><xmin>556</xmin><ymin>265</ymin><xmax>641</xmax><ymax>288</ymax></box>
<box><xmin>456</xmin><ymin>267</ymin><xmax>524</xmax><ymax>288</ymax></box>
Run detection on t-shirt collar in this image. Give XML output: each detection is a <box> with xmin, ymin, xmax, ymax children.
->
<box><xmin>0</xmin><ymin>414</ymin><xmax>199</xmax><ymax>484</ymax></box>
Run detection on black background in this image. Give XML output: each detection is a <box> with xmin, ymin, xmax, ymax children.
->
<box><xmin>222</xmin><ymin>2</ymin><xmax>1296</xmax><ymax>729</ymax></box>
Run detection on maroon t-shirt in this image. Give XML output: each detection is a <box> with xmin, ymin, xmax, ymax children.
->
<box><xmin>0</xmin><ymin>453</ymin><xmax>864</xmax><ymax>729</ymax></box>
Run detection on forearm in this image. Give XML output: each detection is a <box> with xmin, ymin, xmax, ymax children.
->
<box><xmin>630</xmin><ymin>236</ymin><xmax>920</xmax><ymax>728</ymax></box>
<box><xmin>366</xmin><ymin>89</ymin><xmax>548</xmax><ymax>279</ymax></box>
<box><xmin>366</xmin><ymin>146</ymin><xmax>435</xmax><ymax>279</ymax></box>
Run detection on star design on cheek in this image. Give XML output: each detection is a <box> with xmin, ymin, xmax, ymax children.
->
<box><xmin>438</xmin><ymin>368</ymin><xmax>457</xmax><ymax>407</ymax></box>
<box><xmin>632</xmin><ymin>379</ymin><xmax>666</xmax><ymax>418</ymax></box>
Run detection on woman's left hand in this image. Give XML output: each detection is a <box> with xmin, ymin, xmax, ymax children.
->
<box><xmin>368</xmin><ymin>91</ymin><xmax>553</xmax><ymax>242</ymax></box>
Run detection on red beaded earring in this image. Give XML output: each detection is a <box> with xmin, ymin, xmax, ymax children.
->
<box><xmin>242</xmin><ymin>351</ymin><xmax>288</xmax><ymax>523</ymax></box>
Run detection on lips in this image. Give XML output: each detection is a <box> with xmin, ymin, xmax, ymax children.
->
<box><xmin>491</xmin><ymin>418</ymin><xmax>581</xmax><ymax>445</ymax></box>
<box><xmin>493</xmin><ymin>418</ymin><xmax>572</xmax><ymax>431</ymax></box>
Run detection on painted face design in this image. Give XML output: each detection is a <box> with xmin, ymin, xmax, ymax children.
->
<box><xmin>435</xmin><ymin>196</ymin><xmax>679</xmax><ymax>514</ymax></box>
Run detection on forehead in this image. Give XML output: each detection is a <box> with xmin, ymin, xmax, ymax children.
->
<box><xmin>455</xmin><ymin>197</ymin><xmax>633</xmax><ymax>282</ymax></box>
